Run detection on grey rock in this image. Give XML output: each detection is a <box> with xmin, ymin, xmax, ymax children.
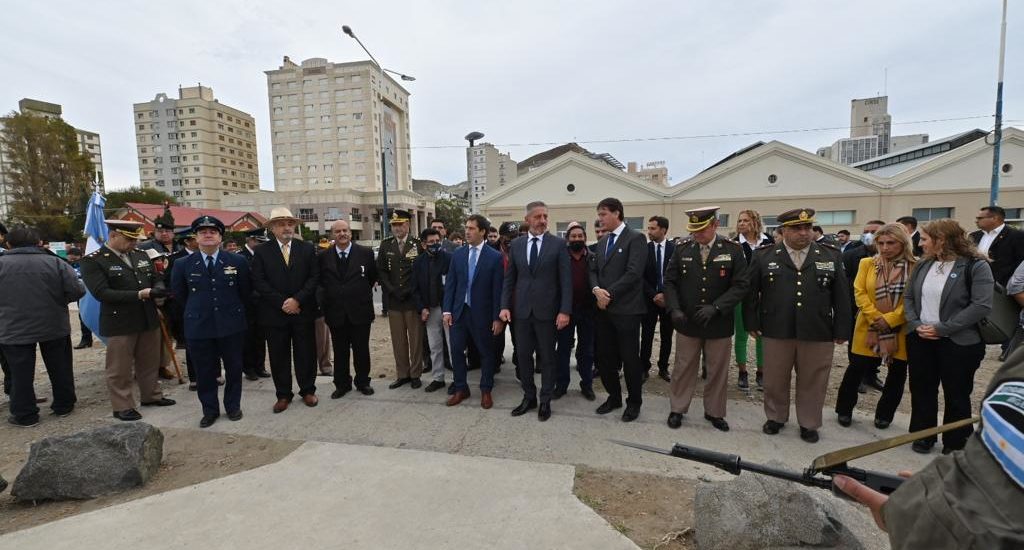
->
<box><xmin>12</xmin><ymin>423</ymin><xmax>163</xmax><ymax>502</ymax></box>
<box><xmin>694</xmin><ymin>461</ymin><xmax>886</xmax><ymax>550</ymax></box>
<box><xmin>0</xmin><ymin>473</ymin><xmax>7</xmax><ymax>493</ymax></box>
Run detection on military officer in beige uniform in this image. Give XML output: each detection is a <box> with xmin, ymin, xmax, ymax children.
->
<box><xmin>376</xmin><ymin>209</ymin><xmax>424</xmax><ymax>389</ymax></box>
<box><xmin>81</xmin><ymin>220</ymin><xmax>176</xmax><ymax>421</ymax></box>
<box><xmin>744</xmin><ymin>208</ymin><xmax>850</xmax><ymax>443</ymax></box>
<box><xmin>664</xmin><ymin>207</ymin><xmax>749</xmax><ymax>432</ymax></box>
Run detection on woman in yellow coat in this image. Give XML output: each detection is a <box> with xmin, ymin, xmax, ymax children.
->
<box><xmin>834</xmin><ymin>224</ymin><xmax>916</xmax><ymax>429</ymax></box>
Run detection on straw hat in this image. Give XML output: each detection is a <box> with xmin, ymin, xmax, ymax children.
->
<box><xmin>265</xmin><ymin>207</ymin><xmax>299</xmax><ymax>227</ymax></box>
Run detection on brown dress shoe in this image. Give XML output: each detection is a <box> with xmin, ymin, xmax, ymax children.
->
<box><xmin>302</xmin><ymin>394</ymin><xmax>319</xmax><ymax>407</ymax></box>
<box><xmin>481</xmin><ymin>392</ymin><xmax>493</xmax><ymax>409</ymax></box>
<box><xmin>273</xmin><ymin>398</ymin><xmax>291</xmax><ymax>414</ymax></box>
<box><xmin>446</xmin><ymin>390</ymin><xmax>470</xmax><ymax>407</ymax></box>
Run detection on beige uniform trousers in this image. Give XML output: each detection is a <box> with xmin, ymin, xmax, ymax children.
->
<box><xmin>105</xmin><ymin>328</ymin><xmax>163</xmax><ymax>412</ymax></box>
<box><xmin>761</xmin><ymin>337</ymin><xmax>834</xmax><ymax>430</ymax></box>
<box><xmin>670</xmin><ymin>334</ymin><xmax>730</xmax><ymax>418</ymax></box>
<box><xmin>388</xmin><ymin>309</ymin><xmax>424</xmax><ymax>379</ymax></box>
<box><xmin>315</xmin><ymin>317</ymin><xmax>333</xmax><ymax>373</ymax></box>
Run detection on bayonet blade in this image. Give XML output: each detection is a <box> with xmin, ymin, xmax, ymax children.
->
<box><xmin>810</xmin><ymin>416</ymin><xmax>980</xmax><ymax>471</ymax></box>
<box><xmin>608</xmin><ymin>439</ymin><xmax>673</xmax><ymax>456</ymax></box>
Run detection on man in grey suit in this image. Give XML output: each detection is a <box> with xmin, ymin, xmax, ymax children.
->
<box><xmin>590</xmin><ymin>197</ymin><xmax>649</xmax><ymax>421</ymax></box>
<box><xmin>500</xmin><ymin>201</ymin><xmax>572</xmax><ymax>421</ymax></box>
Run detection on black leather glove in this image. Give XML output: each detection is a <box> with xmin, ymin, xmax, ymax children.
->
<box><xmin>149</xmin><ymin>287</ymin><xmax>170</xmax><ymax>299</ymax></box>
<box><xmin>670</xmin><ymin>310</ymin><xmax>687</xmax><ymax>332</ymax></box>
<box><xmin>693</xmin><ymin>304</ymin><xmax>718</xmax><ymax>326</ymax></box>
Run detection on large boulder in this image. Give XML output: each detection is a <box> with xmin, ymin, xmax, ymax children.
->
<box><xmin>694</xmin><ymin>462</ymin><xmax>886</xmax><ymax>550</ymax></box>
<box><xmin>12</xmin><ymin>423</ymin><xmax>163</xmax><ymax>502</ymax></box>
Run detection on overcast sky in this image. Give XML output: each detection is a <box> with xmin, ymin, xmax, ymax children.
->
<box><xmin>1</xmin><ymin>1</ymin><xmax>1020</xmax><ymax>191</ymax></box>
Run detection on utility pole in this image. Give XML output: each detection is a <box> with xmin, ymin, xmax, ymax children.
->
<box><xmin>990</xmin><ymin>0</ymin><xmax>1009</xmax><ymax>206</ymax></box>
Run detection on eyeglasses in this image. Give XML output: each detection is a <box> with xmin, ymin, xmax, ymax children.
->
<box><xmin>976</xmin><ymin>216</ymin><xmax>994</xmax><ymax>220</ymax></box>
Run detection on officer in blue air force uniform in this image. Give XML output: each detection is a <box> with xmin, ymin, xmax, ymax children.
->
<box><xmin>171</xmin><ymin>215</ymin><xmax>252</xmax><ymax>428</ymax></box>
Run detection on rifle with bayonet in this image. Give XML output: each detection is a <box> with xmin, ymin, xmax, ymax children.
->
<box><xmin>611</xmin><ymin>415</ymin><xmax>978</xmax><ymax>500</ymax></box>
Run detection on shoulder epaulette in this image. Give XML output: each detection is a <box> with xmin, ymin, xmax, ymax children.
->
<box><xmin>755</xmin><ymin>242</ymin><xmax>775</xmax><ymax>250</ymax></box>
<box><xmin>818</xmin><ymin>242</ymin><xmax>840</xmax><ymax>252</ymax></box>
<box><xmin>381</xmin><ymin>236</ymin><xmax>396</xmax><ymax>242</ymax></box>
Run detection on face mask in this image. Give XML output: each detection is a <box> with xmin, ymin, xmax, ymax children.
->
<box><xmin>862</xmin><ymin>232</ymin><xmax>874</xmax><ymax>246</ymax></box>
<box><xmin>427</xmin><ymin>243</ymin><xmax>442</xmax><ymax>255</ymax></box>
<box><xmin>569</xmin><ymin>241</ymin><xmax>586</xmax><ymax>252</ymax></box>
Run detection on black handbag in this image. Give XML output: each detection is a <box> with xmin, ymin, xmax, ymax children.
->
<box><xmin>966</xmin><ymin>259</ymin><xmax>1021</xmax><ymax>344</ymax></box>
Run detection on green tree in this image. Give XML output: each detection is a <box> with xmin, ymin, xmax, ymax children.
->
<box><xmin>104</xmin><ymin>186</ymin><xmax>177</xmax><ymax>210</ymax></box>
<box><xmin>433</xmin><ymin>198</ymin><xmax>467</xmax><ymax>235</ymax></box>
<box><xmin>0</xmin><ymin>111</ymin><xmax>95</xmax><ymax>240</ymax></box>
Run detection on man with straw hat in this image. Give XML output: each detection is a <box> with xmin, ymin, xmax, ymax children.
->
<box><xmin>81</xmin><ymin>220</ymin><xmax>176</xmax><ymax>421</ymax></box>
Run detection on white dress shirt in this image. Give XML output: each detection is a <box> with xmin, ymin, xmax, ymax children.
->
<box><xmin>526</xmin><ymin>231</ymin><xmax>545</xmax><ymax>265</ymax></box>
<box><xmin>978</xmin><ymin>224</ymin><xmax>1005</xmax><ymax>256</ymax></box>
<box><xmin>920</xmin><ymin>261</ymin><xmax>954</xmax><ymax>324</ymax></box>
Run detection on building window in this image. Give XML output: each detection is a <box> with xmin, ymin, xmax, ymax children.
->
<box><xmin>717</xmin><ymin>214</ymin><xmax>730</xmax><ymax>227</ymax></box>
<box><xmin>911</xmin><ymin>207</ymin><xmax>953</xmax><ymax>221</ymax></box>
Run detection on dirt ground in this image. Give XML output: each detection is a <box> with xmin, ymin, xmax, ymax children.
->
<box><xmin>0</xmin><ymin>311</ymin><xmax>1004</xmax><ymax>544</ymax></box>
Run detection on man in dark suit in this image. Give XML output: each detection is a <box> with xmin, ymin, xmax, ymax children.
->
<box><xmin>842</xmin><ymin>220</ymin><xmax>885</xmax><ymax>393</ymax></box>
<box><xmin>251</xmin><ymin>207</ymin><xmax>321</xmax><ymax>413</ymax></box>
<box><xmin>499</xmin><ymin>201</ymin><xmax>572</xmax><ymax>421</ymax></box>
<box><xmin>239</xmin><ymin>228</ymin><xmax>271</xmax><ymax>380</ymax></box>
<box><xmin>442</xmin><ymin>214</ymin><xmax>504</xmax><ymax>409</ymax></box>
<box><xmin>835</xmin><ymin>230</ymin><xmax>863</xmax><ymax>254</ymax></box>
<box><xmin>171</xmin><ymin>216</ymin><xmax>251</xmax><ymax>428</ymax></box>
<box><xmin>81</xmin><ymin>220</ymin><xmax>176</xmax><ymax>421</ymax></box>
<box><xmin>664</xmin><ymin>207</ymin><xmax>749</xmax><ymax>432</ymax></box>
<box><xmin>318</xmin><ymin>219</ymin><xmax>378</xmax><ymax>399</ymax></box>
<box><xmin>412</xmin><ymin>228</ymin><xmax>452</xmax><ymax>393</ymax></box>
<box><xmin>971</xmin><ymin>205</ymin><xmax>1024</xmax><ymax>286</ymax></box>
<box><xmin>896</xmin><ymin>216</ymin><xmax>923</xmax><ymax>257</ymax></box>
<box><xmin>641</xmin><ymin>215</ymin><xmax>675</xmax><ymax>383</ymax></box>
<box><xmin>589</xmin><ymin>197</ymin><xmax>648</xmax><ymax>421</ymax></box>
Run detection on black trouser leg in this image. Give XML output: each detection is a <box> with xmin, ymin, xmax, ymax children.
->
<box><xmin>595</xmin><ymin>312</ymin><xmax>622</xmax><ymax>404</ymax></box>
<box><xmin>291</xmin><ymin>320</ymin><xmax>317</xmax><ymax>397</ymax></box>
<box><xmin>612</xmin><ymin>313</ymin><xmax>644</xmax><ymax>406</ymax></box>
<box><xmin>266</xmin><ymin>324</ymin><xmax>296</xmax><ymax>399</ymax></box>
<box><xmin>907</xmin><ymin>334</ymin><xmax>941</xmax><ymax>443</ymax></box>
<box><xmin>330</xmin><ymin>323</ymin><xmax>353</xmax><ymax>391</ymax></box>
<box><xmin>1</xmin><ymin>342</ymin><xmax>40</xmax><ymax>421</ymax></box>
<box><xmin>0</xmin><ymin>345</ymin><xmax>10</xmax><ymax>396</ymax></box>
<box><xmin>656</xmin><ymin>308</ymin><xmax>673</xmax><ymax>371</ymax></box>
<box><xmin>79</xmin><ymin>314</ymin><xmax>92</xmax><ymax>343</ymax></box>
<box><xmin>39</xmin><ymin>336</ymin><xmax>76</xmax><ymax>413</ymax></box>
<box><xmin>875</xmin><ymin>359</ymin><xmax>908</xmax><ymax>422</ymax></box>
<box><xmin>640</xmin><ymin>308</ymin><xmax>657</xmax><ymax>371</ymax></box>
<box><xmin>835</xmin><ymin>353</ymin><xmax>872</xmax><ymax>416</ymax></box>
<box><xmin>938</xmin><ymin>339</ymin><xmax>984</xmax><ymax>450</ymax></box>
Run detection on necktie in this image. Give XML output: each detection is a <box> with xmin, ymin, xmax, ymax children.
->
<box><xmin>529</xmin><ymin>237</ymin><xmax>539</xmax><ymax>267</ymax></box>
<box><xmin>790</xmin><ymin>249</ymin><xmax>804</xmax><ymax>268</ymax></box>
<box><xmin>206</xmin><ymin>255</ymin><xmax>214</xmax><ymax>276</ymax></box>
<box><xmin>466</xmin><ymin>246</ymin><xmax>478</xmax><ymax>306</ymax></box>
<box><xmin>700</xmin><ymin>244</ymin><xmax>710</xmax><ymax>263</ymax></box>
<box><xmin>339</xmin><ymin>251</ymin><xmax>347</xmax><ymax>260</ymax></box>
<box><xmin>282</xmin><ymin>242</ymin><xmax>290</xmax><ymax>266</ymax></box>
<box><xmin>606</xmin><ymin>232</ymin><xmax>617</xmax><ymax>257</ymax></box>
<box><xmin>656</xmin><ymin>243</ymin><xmax>663</xmax><ymax>290</ymax></box>
<box><xmin>337</xmin><ymin>250</ymin><xmax>348</xmax><ymax>272</ymax></box>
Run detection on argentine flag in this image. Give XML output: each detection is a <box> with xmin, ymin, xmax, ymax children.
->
<box><xmin>80</xmin><ymin>191</ymin><xmax>108</xmax><ymax>344</ymax></box>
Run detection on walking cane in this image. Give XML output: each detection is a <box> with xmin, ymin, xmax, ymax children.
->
<box><xmin>158</xmin><ymin>312</ymin><xmax>185</xmax><ymax>384</ymax></box>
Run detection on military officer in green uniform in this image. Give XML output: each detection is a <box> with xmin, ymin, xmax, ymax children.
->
<box><xmin>744</xmin><ymin>208</ymin><xmax>850</xmax><ymax>443</ymax></box>
<box><xmin>664</xmin><ymin>206</ymin><xmax>749</xmax><ymax>432</ymax></box>
<box><xmin>376</xmin><ymin>209</ymin><xmax>425</xmax><ymax>389</ymax></box>
<box><xmin>81</xmin><ymin>220</ymin><xmax>176</xmax><ymax>421</ymax></box>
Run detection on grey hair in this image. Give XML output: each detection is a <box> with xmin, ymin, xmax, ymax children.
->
<box><xmin>525</xmin><ymin>201</ymin><xmax>547</xmax><ymax>214</ymax></box>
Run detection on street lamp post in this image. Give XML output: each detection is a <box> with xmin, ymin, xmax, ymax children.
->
<box><xmin>342</xmin><ymin>25</ymin><xmax>415</xmax><ymax>240</ymax></box>
<box><xmin>989</xmin><ymin>0</ymin><xmax>1009</xmax><ymax>206</ymax></box>
<box><xmin>465</xmin><ymin>131</ymin><xmax>484</xmax><ymax>214</ymax></box>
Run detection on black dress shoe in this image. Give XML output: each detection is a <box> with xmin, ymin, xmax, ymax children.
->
<box><xmin>857</xmin><ymin>382</ymin><xmax>867</xmax><ymax>394</ymax></box>
<box><xmin>331</xmin><ymin>387</ymin><xmax>351</xmax><ymax>399</ymax></box>
<box><xmin>658</xmin><ymin>370</ymin><xmax>671</xmax><ymax>382</ymax></box>
<box><xmin>837</xmin><ymin>414</ymin><xmax>852</xmax><ymax>427</ymax></box>
<box><xmin>912</xmin><ymin>440</ymin><xmax>934</xmax><ymax>454</ymax></box>
<box><xmin>866</xmin><ymin>377</ymin><xmax>885</xmax><ymax>392</ymax></box>
<box><xmin>141</xmin><ymin>398</ymin><xmax>176</xmax><ymax>407</ymax></box>
<box><xmin>228</xmin><ymin>410</ymin><xmax>243</xmax><ymax>421</ymax></box>
<box><xmin>580</xmin><ymin>385</ymin><xmax>596</xmax><ymax>401</ymax></box>
<box><xmin>113</xmin><ymin>409</ymin><xmax>142</xmax><ymax>421</ymax></box>
<box><xmin>256</xmin><ymin>370</ymin><xmax>271</xmax><ymax>378</ymax></box>
<box><xmin>538</xmin><ymin>402</ymin><xmax>551</xmax><ymax>421</ymax></box>
<box><xmin>762</xmin><ymin>420</ymin><xmax>784</xmax><ymax>435</ymax></box>
<box><xmin>621</xmin><ymin>405</ymin><xmax>640</xmax><ymax>422</ymax></box>
<box><xmin>73</xmin><ymin>341</ymin><xmax>92</xmax><ymax>349</ymax></box>
<box><xmin>596</xmin><ymin>400</ymin><xmax>622</xmax><ymax>415</ymax></box>
<box><xmin>410</xmin><ymin>378</ymin><xmax>422</xmax><ymax>389</ymax></box>
<box><xmin>874</xmin><ymin>418</ymin><xmax>891</xmax><ymax>429</ymax></box>
<box><xmin>389</xmin><ymin>378</ymin><xmax>412</xmax><ymax>389</ymax></box>
<box><xmin>667</xmin><ymin>412</ymin><xmax>683</xmax><ymax>429</ymax></box>
<box><xmin>737</xmin><ymin>371</ymin><xmax>749</xmax><ymax>390</ymax></box>
<box><xmin>755</xmin><ymin>370</ymin><xmax>764</xmax><ymax>390</ymax></box>
<box><xmin>424</xmin><ymin>380</ymin><xmax>446</xmax><ymax>393</ymax></box>
<box><xmin>511</xmin><ymin>399</ymin><xmax>538</xmax><ymax>417</ymax></box>
<box><xmin>552</xmin><ymin>388</ymin><xmax>567</xmax><ymax>400</ymax></box>
<box><xmin>357</xmin><ymin>385</ymin><xmax>375</xmax><ymax>396</ymax></box>
<box><xmin>199</xmin><ymin>414</ymin><xmax>219</xmax><ymax>428</ymax></box>
<box><xmin>244</xmin><ymin>371</ymin><xmax>259</xmax><ymax>381</ymax></box>
<box><xmin>705</xmin><ymin>414</ymin><xmax>730</xmax><ymax>432</ymax></box>
<box><xmin>799</xmin><ymin>427</ymin><xmax>819</xmax><ymax>443</ymax></box>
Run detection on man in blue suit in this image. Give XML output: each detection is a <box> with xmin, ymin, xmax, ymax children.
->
<box><xmin>443</xmin><ymin>214</ymin><xmax>504</xmax><ymax>409</ymax></box>
<box><xmin>500</xmin><ymin>201</ymin><xmax>572</xmax><ymax>421</ymax></box>
<box><xmin>171</xmin><ymin>216</ymin><xmax>251</xmax><ymax>428</ymax></box>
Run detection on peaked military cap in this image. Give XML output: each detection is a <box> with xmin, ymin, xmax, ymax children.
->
<box><xmin>777</xmin><ymin>208</ymin><xmax>816</xmax><ymax>227</ymax></box>
<box><xmin>686</xmin><ymin>206</ymin><xmax>721</xmax><ymax>232</ymax></box>
<box><xmin>105</xmin><ymin>219</ymin><xmax>147</xmax><ymax>240</ymax></box>
<box><xmin>389</xmin><ymin>209</ymin><xmax>412</xmax><ymax>224</ymax></box>
<box><xmin>191</xmin><ymin>215</ymin><xmax>225</xmax><ymax>235</ymax></box>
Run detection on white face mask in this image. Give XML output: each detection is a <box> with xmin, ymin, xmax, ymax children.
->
<box><xmin>862</xmin><ymin>232</ymin><xmax>874</xmax><ymax>246</ymax></box>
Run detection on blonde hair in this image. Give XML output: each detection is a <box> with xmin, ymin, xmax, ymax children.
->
<box><xmin>738</xmin><ymin>209</ymin><xmax>764</xmax><ymax>236</ymax></box>
<box><xmin>872</xmin><ymin>223</ymin><xmax>917</xmax><ymax>265</ymax></box>
<box><xmin>920</xmin><ymin>219</ymin><xmax>985</xmax><ymax>261</ymax></box>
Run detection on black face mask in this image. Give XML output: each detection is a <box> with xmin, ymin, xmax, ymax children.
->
<box><xmin>568</xmin><ymin>241</ymin><xmax>586</xmax><ymax>252</ymax></box>
<box><xmin>426</xmin><ymin>243</ymin><xmax>442</xmax><ymax>255</ymax></box>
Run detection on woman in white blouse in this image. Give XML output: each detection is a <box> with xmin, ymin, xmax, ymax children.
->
<box><xmin>903</xmin><ymin>219</ymin><xmax>993</xmax><ymax>455</ymax></box>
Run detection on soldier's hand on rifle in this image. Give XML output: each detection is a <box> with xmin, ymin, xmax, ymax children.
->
<box><xmin>834</xmin><ymin>470</ymin><xmax>913</xmax><ymax>533</ymax></box>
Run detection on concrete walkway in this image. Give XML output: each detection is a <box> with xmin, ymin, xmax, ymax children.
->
<box><xmin>1</xmin><ymin>441</ymin><xmax>637</xmax><ymax>550</ymax></box>
<box><xmin>138</xmin><ymin>368</ymin><xmax>935</xmax><ymax>481</ymax></box>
